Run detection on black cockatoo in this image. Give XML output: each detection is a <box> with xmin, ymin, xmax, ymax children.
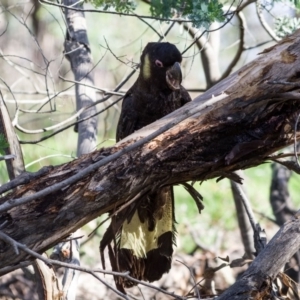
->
<box><xmin>100</xmin><ymin>42</ymin><xmax>191</xmax><ymax>292</ymax></box>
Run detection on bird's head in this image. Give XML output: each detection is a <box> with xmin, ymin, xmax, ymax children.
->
<box><xmin>140</xmin><ymin>42</ymin><xmax>183</xmax><ymax>91</ymax></box>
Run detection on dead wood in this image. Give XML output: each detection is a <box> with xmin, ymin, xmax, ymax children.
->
<box><xmin>0</xmin><ymin>30</ymin><xmax>300</xmax><ymax>289</ymax></box>
<box><xmin>218</xmin><ymin>217</ymin><xmax>300</xmax><ymax>299</ymax></box>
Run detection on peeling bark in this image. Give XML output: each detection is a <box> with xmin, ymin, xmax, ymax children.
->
<box><xmin>0</xmin><ymin>30</ymin><xmax>300</xmax><ymax>280</ymax></box>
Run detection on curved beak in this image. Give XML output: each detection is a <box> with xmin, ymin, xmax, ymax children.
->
<box><xmin>166</xmin><ymin>62</ymin><xmax>182</xmax><ymax>90</ymax></box>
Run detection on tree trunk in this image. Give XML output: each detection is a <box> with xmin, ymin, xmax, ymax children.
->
<box><xmin>231</xmin><ymin>173</ymin><xmax>255</xmax><ymax>259</ymax></box>
<box><xmin>0</xmin><ymin>29</ymin><xmax>300</xmax><ymax>282</ymax></box>
<box><xmin>0</xmin><ymin>97</ymin><xmax>24</xmax><ymax>179</ymax></box>
<box><xmin>64</xmin><ymin>0</ymin><xmax>98</xmax><ymax>156</ymax></box>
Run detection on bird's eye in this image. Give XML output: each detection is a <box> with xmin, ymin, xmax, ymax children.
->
<box><xmin>155</xmin><ymin>60</ymin><xmax>164</xmax><ymax>68</ymax></box>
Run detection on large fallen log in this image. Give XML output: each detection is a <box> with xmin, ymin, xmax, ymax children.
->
<box><xmin>0</xmin><ymin>29</ymin><xmax>300</xmax><ymax>293</ymax></box>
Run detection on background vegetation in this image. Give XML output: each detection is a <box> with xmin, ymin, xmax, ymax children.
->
<box><xmin>1</xmin><ymin>0</ymin><xmax>300</xmax><ymax>298</ymax></box>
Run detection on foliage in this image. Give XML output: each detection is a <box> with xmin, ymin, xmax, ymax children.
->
<box><xmin>275</xmin><ymin>16</ymin><xmax>300</xmax><ymax>38</ymax></box>
<box><xmin>292</xmin><ymin>0</ymin><xmax>300</xmax><ymax>9</ymax></box>
<box><xmin>0</xmin><ymin>134</ymin><xmax>9</xmax><ymax>156</ymax></box>
<box><xmin>273</xmin><ymin>0</ymin><xmax>300</xmax><ymax>9</ymax></box>
<box><xmin>90</xmin><ymin>0</ymin><xmax>136</xmax><ymax>13</ymax></box>
<box><xmin>89</xmin><ymin>0</ymin><xmax>225</xmax><ymax>28</ymax></box>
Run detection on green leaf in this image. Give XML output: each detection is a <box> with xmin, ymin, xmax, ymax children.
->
<box><xmin>88</xmin><ymin>0</ymin><xmax>224</xmax><ymax>28</ymax></box>
<box><xmin>275</xmin><ymin>16</ymin><xmax>300</xmax><ymax>38</ymax></box>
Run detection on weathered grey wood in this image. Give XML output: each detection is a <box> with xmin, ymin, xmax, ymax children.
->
<box><xmin>64</xmin><ymin>0</ymin><xmax>97</xmax><ymax>156</ymax></box>
<box><xmin>270</xmin><ymin>160</ymin><xmax>300</xmax><ymax>282</ymax></box>
<box><xmin>231</xmin><ymin>173</ymin><xmax>255</xmax><ymax>259</ymax></box>
<box><xmin>218</xmin><ymin>218</ymin><xmax>300</xmax><ymax>299</ymax></box>
<box><xmin>0</xmin><ymin>95</ymin><xmax>60</xmax><ymax>299</ymax></box>
<box><xmin>0</xmin><ymin>96</ymin><xmax>25</xmax><ymax>179</ymax></box>
<box><xmin>0</xmin><ymin>30</ymin><xmax>300</xmax><ymax>286</ymax></box>
<box><xmin>33</xmin><ymin>256</ymin><xmax>63</xmax><ymax>300</ymax></box>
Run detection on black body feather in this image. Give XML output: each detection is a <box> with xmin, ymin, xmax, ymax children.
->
<box><xmin>100</xmin><ymin>42</ymin><xmax>191</xmax><ymax>292</ymax></box>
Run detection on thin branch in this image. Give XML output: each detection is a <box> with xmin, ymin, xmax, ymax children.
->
<box><xmin>267</xmin><ymin>80</ymin><xmax>300</xmax><ymax>88</ymax></box>
<box><xmin>0</xmin><ymin>166</ymin><xmax>52</xmax><ymax>195</ymax></box>
<box><xmin>102</xmin><ymin>38</ymin><xmax>138</xmax><ymax>69</ymax></box>
<box><xmin>25</xmin><ymin>154</ymin><xmax>73</xmax><ymax>168</ymax></box>
<box><xmin>19</xmin><ymin>96</ymin><xmax>123</xmax><ymax>144</ymax></box>
<box><xmin>231</xmin><ymin>181</ymin><xmax>267</xmax><ymax>255</ymax></box>
<box><xmin>268</xmin><ymin>152</ymin><xmax>300</xmax><ymax>160</ymax></box>
<box><xmin>243</xmin><ymin>40</ymin><xmax>273</xmax><ymax>50</ymax></box>
<box><xmin>181</xmin><ymin>9</ymin><xmax>236</xmax><ymax>56</ymax></box>
<box><xmin>135</xmin><ymin>15</ymin><xmax>163</xmax><ymax>39</ymax></box>
<box><xmin>294</xmin><ymin>112</ymin><xmax>300</xmax><ymax>167</ymax></box>
<box><xmin>15</xmin><ymin>106</ymin><xmax>90</xmax><ymax>134</ymax></box>
<box><xmin>219</xmin><ymin>6</ymin><xmax>245</xmax><ymax>80</ymax></box>
<box><xmin>18</xmin><ymin>18</ymin><xmax>179</xmax><ymax>143</ymax></box>
<box><xmin>238</xmin><ymin>0</ymin><xmax>256</xmax><ymax>11</ymax></box>
<box><xmin>176</xmin><ymin>260</ymin><xmax>201</xmax><ymax>299</ymax></box>
<box><xmin>230</xmin><ymin>181</ymin><xmax>257</xmax><ymax>231</ymax></box>
<box><xmin>256</xmin><ymin>0</ymin><xmax>280</xmax><ymax>42</ymax></box>
<box><xmin>40</xmin><ymin>0</ymin><xmax>197</xmax><ymax>23</ymax></box>
<box><xmin>0</xmin><ymin>261</ymin><xmax>32</xmax><ymax>277</ymax></box>
<box><xmin>0</xmin><ymin>231</ymin><xmax>19</xmax><ymax>255</ymax></box>
<box><xmin>112</xmin><ymin>19</ymin><xmax>177</xmax><ymax>94</ymax></box>
<box><xmin>59</xmin><ymin>76</ymin><xmax>125</xmax><ymax>96</ymax></box>
<box><xmin>0</xmin><ymin>230</ymin><xmax>186</xmax><ymax>299</ymax></box>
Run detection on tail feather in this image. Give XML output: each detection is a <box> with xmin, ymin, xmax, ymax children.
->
<box><xmin>100</xmin><ymin>186</ymin><xmax>176</xmax><ymax>291</ymax></box>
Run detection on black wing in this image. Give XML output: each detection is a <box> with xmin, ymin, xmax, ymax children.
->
<box><xmin>116</xmin><ymin>92</ymin><xmax>138</xmax><ymax>142</ymax></box>
<box><xmin>180</xmin><ymin>85</ymin><xmax>192</xmax><ymax>106</ymax></box>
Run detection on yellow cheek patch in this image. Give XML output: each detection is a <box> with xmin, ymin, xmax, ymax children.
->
<box><xmin>142</xmin><ymin>54</ymin><xmax>151</xmax><ymax>80</ymax></box>
<box><xmin>120</xmin><ymin>196</ymin><xmax>173</xmax><ymax>258</ymax></box>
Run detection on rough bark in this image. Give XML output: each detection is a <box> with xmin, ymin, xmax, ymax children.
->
<box><xmin>270</xmin><ymin>161</ymin><xmax>300</xmax><ymax>282</ymax></box>
<box><xmin>0</xmin><ymin>30</ymin><xmax>300</xmax><ymax>280</ymax></box>
<box><xmin>64</xmin><ymin>0</ymin><xmax>98</xmax><ymax>156</ymax></box>
<box><xmin>218</xmin><ymin>217</ymin><xmax>300</xmax><ymax>299</ymax></box>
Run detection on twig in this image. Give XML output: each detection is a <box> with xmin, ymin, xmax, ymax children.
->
<box><xmin>219</xmin><ymin>5</ymin><xmax>245</xmax><ymax>80</ymax></box>
<box><xmin>39</xmin><ymin>0</ymin><xmax>197</xmax><ymax>23</ymax></box>
<box><xmin>267</xmin><ymin>80</ymin><xmax>300</xmax><ymax>88</ymax></box>
<box><xmin>111</xmin><ymin>19</ymin><xmax>177</xmax><ymax>93</ymax></box>
<box><xmin>243</xmin><ymin>40</ymin><xmax>273</xmax><ymax>50</ymax></box>
<box><xmin>19</xmin><ymin>96</ymin><xmax>123</xmax><ymax>144</ymax></box>
<box><xmin>268</xmin><ymin>152</ymin><xmax>300</xmax><ymax>160</ymax></box>
<box><xmin>25</xmin><ymin>154</ymin><xmax>73</xmax><ymax>168</ymax></box>
<box><xmin>0</xmin><ymin>154</ymin><xmax>16</xmax><ymax>161</ymax></box>
<box><xmin>0</xmin><ymin>231</ymin><xmax>19</xmax><ymax>255</ymax></box>
<box><xmin>181</xmin><ymin>3</ymin><xmax>236</xmax><ymax>55</ymax></box>
<box><xmin>230</xmin><ymin>181</ymin><xmax>256</xmax><ymax>231</ymax></box>
<box><xmin>0</xmin><ymin>261</ymin><xmax>32</xmax><ymax>276</ymax></box>
<box><xmin>89</xmin><ymin>272</ymin><xmax>129</xmax><ymax>300</ymax></box>
<box><xmin>59</xmin><ymin>76</ymin><xmax>125</xmax><ymax>96</ymax></box>
<box><xmin>103</xmin><ymin>38</ymin><xmax>137</xmax><ymax>69</ymax></box>
<box><xmin>256</xmin><ymin>0</ymin><xmax>280</xmax><ymax>42</ymax></box>
<box><xmin>0</xmin><ymin>166</ymin><xmax>52</xmax><ymax>195</ymax></box>
<box><xmin>0</xmin><ymin>230</ymin><xmax>185</xmax><ymax>299</ymax></box>
<box><xmin>177</xmin><ymin>260</ymin><xmax>201</xmax><ymax>299</ymax></box>
<box><xmin>237</xmin><ymin>0</ymin><xmax>256</xmax><ymax>11</ymax></box>
<box><xmin>231</xmin><ymin>181</ymin><xmax>267</xmax><ymax>255</ymax></box>
<box><xmin>294</xmin><ymin>112</ymin><xmax>300</xmax><ymax>167</ymax></box>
